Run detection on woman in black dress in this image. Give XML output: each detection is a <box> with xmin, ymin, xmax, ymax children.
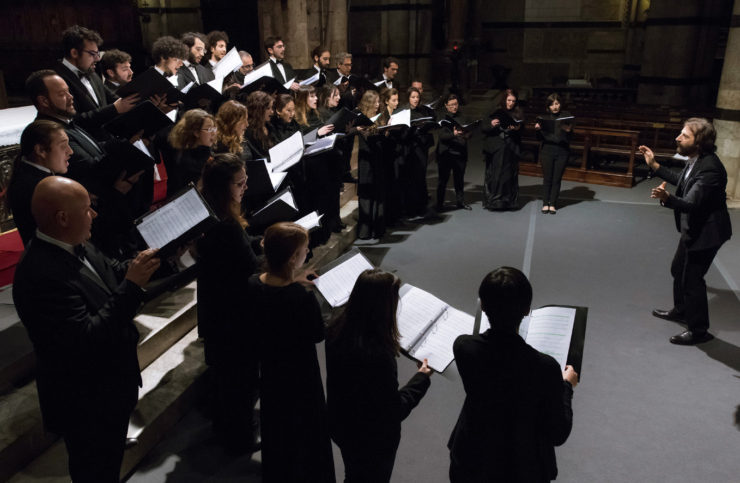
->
<box><xmin>197</xmin><ymin>153</ymin><xmax>262</xmax><ymax>451</ymax></box>
<box><xmin>268</xmin><ymin>93</ymin><xmax>300</xmax><ymax>144</ymax></box>
<box><xmin>405</xmin><ymin>86</ymin><xmax>435</xmax><ymax>218</ymax></box>
<box><xmin>167</xmin><ymin>108</ymin><xmax>216</xmax><ymax>195</ymax></box>
<box><xmin>355</xmin><ymin>89</ymin><xmax>386</xmax><ymax>240</ymax></box>
<box><xmin>244</xmin><ymin>91</ymin><xmax>274</xmax><ymax>160</ymax></box>
<box><xmin>326</xmin><ymin>268</ymin><xmax>432</xmax><ymax>483</ymax></box>
<box><xmin>317</xmin><ymin>84</ymin><xmax>347</xmax><ymax>233</ymax></box>
<box><xmin>535</xmin><ymin>92</ymin><xmax>573</xmax><ymax>214</ymax></box>
<box><xmin>247</xmin><ymin>222</ymin><xmax>335</xmax><ymax>483</ymax></box>
<box><xmin>482</xmin><ymin>88</ymin><xmax>523</xmax><ymax>211</ymax></box>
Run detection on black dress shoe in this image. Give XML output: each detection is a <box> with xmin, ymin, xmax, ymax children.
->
<box><xmin>669</xmin><ymin>330</ymin><xmax>713</xmax><ymax>345</ymax></box>
<box><xmin>457</xmin><ymin>203</ymin><xmax>472</xmax><ymax>211</ymax></box>
<box><xmin>125</xmin><ymin>437</ymin><xmax>139</xmax><ymax>450</ymax></box>
<box><xmin>652</xmin><ymin>308</ymin><xmax>685</xmax><ymax>323</ymax></box>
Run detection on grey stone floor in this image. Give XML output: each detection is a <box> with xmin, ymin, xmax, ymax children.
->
<box><xmin>129</xmin><ymin>141</ymin><xmax>740</xmax><ymax>482</ymax></box>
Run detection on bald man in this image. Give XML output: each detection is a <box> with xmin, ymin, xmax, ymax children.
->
<box><xmin>13</xmin><ymin>176</ymin><xmax>159</xmax><ymax>482</ymax></box>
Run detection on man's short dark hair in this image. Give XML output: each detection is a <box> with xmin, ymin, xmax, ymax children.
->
<box><xmin>311</xmin><ymin>45</ymin><xmax>329</xmax><ymax>60</ymax></box>
<box><xmin>98</xmin><ymin>49</ymin><xmax>131</xmax><ymax>75</ymax></box>
<box><xmin>20</xmin><ymin>120</ymin><xmax>65</xmax><ymax>159</ymax></box>
<box><xmin>685</xmin><ymin>117</ymin><xmax>717</xmax><ymax>155</ymax></box>
<box><xmin>151</xmin><ymin>36</ymin><xmax>187</xmax><ymax>63</ymax></box>
<box><xmin>444</xmin><ymin>93</ymin><xmax>459</xmax><ymax>105</ymax></box>
<box><xmin>181</xmin><ymin>31</ymin><xmax>206</xmax><ymax>49</ymax></box>
<box><xmin>383</xmin><ymin>56</ymin><xmax>399</xmax><ymax>69</ymax></box>
<box><xmin>264</xmin><ymin>35</ymin><xmax>283</xmax><ymax>53</ymax></box>
<box><xmin>62</xmin><ymin>25</ymin><xmax>103</xmax><ymax>58</ymax></box>
<box><xmin>206</xmin><ymin>30</ymin><xmax>229</xmax><ymax>51</ymax></box>
<box><xmin>479</xmin><ymin>267</ymin><xmax>532</xmax><ymax>331</ymax></box>
<box><xmin>25</xmin><ymin>70</ymin><xmax>58</xmax><ymax>107</ymax></box>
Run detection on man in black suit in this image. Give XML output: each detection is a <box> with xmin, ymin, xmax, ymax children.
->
<box><xmin>8</xmin><ymin>120</ymin><xmax>72</xmax><ymax>245</ymax></box>
<box><xmin>640</xmin><ymin>118</ymin><xmax>732</xmax><ymax>345</ymax></box>
<box><xmin>449</xmin><ymin>267</ymin><xmax>578</xmax><ymax>482</ymax></box>
<box><xmin>231</xmin><ymin>50</ymin><xmax>255</xmax><ymax>86</ymax></box>
<box><xmin>13</xmin><ymin>176</ymin><xmax>160</xmax><ymax>483</ymax></box>
<box><xmin>373</xmin><ymin>56</ymin><xmax>399</xmax><ymax>90</ymax></box>
<box><xmin>204</xmin><ymin>30</ymin><xmax>229</xmax><ymax>70</ymax></box>
<box><xmin>53</xmin><ymin>25</ymin><xmax>138</xmax><ymax>140</ymax></box>
<box><xmin>98</xmin><ymin>49</ymin><xmax>133</xmax><ymax>93</ymax></box>
<box><xmin>296</xmin><ymin>45</ymin><xmax>331</xmax><ymax>86</ymax></box>
<box><xmin>178</xmin><ymin>32</ymin><xmax>215</xmax><ymax>89</ymax></box>
<box><xmin>26</xmin><ymin>69</ymin><xmax>149</xmax><ymax>258</ymax></box>
<box><xmin>265</xmin><ymin>35</ymin><xmax>300</xmax><ymax>90</ymax></box>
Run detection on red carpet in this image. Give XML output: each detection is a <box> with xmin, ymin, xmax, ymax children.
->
<box><xmin>0</xmin><ymin>230</ymin><xmax>24</xmax><ymax>287</ymax></box>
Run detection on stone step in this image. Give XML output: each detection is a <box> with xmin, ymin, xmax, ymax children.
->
<box><xmin>0</xmin><ymin>282</ymin><xmax>198</xmax><ymax>481</ymax></box>
<box><xmin>7</xmin><ymin>327</ymin><xmax>206</xmax><ymax>482</ymax></box>
<box><xmin>3</xmin><ymin>200</ymin><xmax>361</xmax><ymax>481</ymax></box>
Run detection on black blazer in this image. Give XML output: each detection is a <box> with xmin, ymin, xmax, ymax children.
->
<box><xmin>269</xmin><ymin>59</ymin><xmax>295</xmax><ymax>85</ymax></box>
<box><xmin>13</xmin><ymin>237</ymin><xmax>143</xmax><ymax>435</ymax></box>
<box><xmin>449</xmin><ymin>330</ymin><xmax>573</xmax><ymax>483</ymax></box>
<box><xmin>655</xmin><ymin>152</ymin><xmax>732</xmax><ymax>251</ymax></box>
<box><xmin>7</xmin><ymin>161</ymin><xmax>51</xmax><ymax>246</ymax></box>
<box><xmin>103</xmin><ymin>79</ymin><xmax>121</xmax><ymax>93</ymax></box>
<box><xmin>177</xmin><ymin>62</ymin><xmax>216</xmax><ymax>89</ymax></box>
<box><xmin>54</xmin><ymin>61</ymin><xmax>119</xmax><ymax>141</ymax></box>
<box><xmin>437</xmin><ymin>112</ymin><xmax>468</xmax><ymax>158</ymax></box>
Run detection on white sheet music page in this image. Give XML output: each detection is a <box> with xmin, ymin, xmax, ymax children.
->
<box><xmin>397</xmin><ymin>286</ymin><xmax>448</xmax><ymax>352</ymax></box>
<box><xmin>304</xmin><ymin>134</ymin><xmax>343</xmax><ymax>156</ymax></box>
<box><xmin>269</xmin><ymin>131</ymin><xmax>304</xmax><ymax>172</ymax></box>
<box><xmin>295</xmin><ymin>211</ymin><xmax>323</xmax><ymax>230</ymax></box>
<box><xmin>524</xmin><ymin>306</ymin><xmax>576</xmax><ymax>370</ymax></box>
<box><xmin>242</xmin><ymin>61</ymin><xmax>274</xmax><ymax>86</ymax></box>
<box><xmin>137</xmin><ymin>188</ymin><xmax>210</xmax><ymax>249</ymax></box>
<box><xmin>314</xmin><ymin>253</ymin><xmax>373</xmax><ymax>307</ymax></box>
<box><xmin>389</xmin><ymin>109</ymin><xmax>411</xmax><ymax>127</ymax></box>
<box><xmin>213</xmin><ymin>47</ymin><xmax>242</xmax><ymax>80</ymax></box>
<box><xmin>299</xmin><ymin>72</ymin><xmax>320</xmax><ymax>86</ymax></box>
<box><xmin>283</xmin><ymin>77</ymin><xmax>296</xmax><ymax>90</ymax></box>
<box><xmin>411</xmin><ymin>307</ymin><xmax>475</xmax><ymax>372</ymax></box>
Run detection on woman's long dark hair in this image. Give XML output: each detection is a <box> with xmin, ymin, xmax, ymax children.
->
<box><xmin>200</xmin><ymin>153</ymin><xmax>247</xmax><ymax>228</ymax></box>
<box><xmin>327</xmin><ymin>268</ymin><xmax>401</xmax><ymax>357</ymax></box>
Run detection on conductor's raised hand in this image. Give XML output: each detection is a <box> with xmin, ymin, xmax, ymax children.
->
<box><xmin>651</xmin><ymin>181</ymin><xmax>670</xmax><ymax>202</ymax></box>
<box><xmin>417</xmin><ymin>358</ymin><xmax>433</xmax><ymax>376</ymax></box>
<box><xmin>491</xmin><ymin>118</ymin><xmax>500</xmax><ymax>128</ymax></box>
<box><xmin>638</xmin><ymin>145</ymin><xmax>659</xmax><ymax>170</ymax></box>
<box><xmin>562</xmin><ymin>365</ymin><xmax>578</xmax><ymax>387</ymax></box>
<box><xmin>125</xmin><ymin>249</ymin><xmax>161</xmax><ymax>287</ymax></box>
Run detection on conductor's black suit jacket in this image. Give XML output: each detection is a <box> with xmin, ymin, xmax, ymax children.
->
<box><xmin>54</xmin><ymin>61</ymin><xmax>120</xmax><ymax>141</ymax></box>
<box><xmin>13</xmin><ymin>237</ymin><xmax>143</xmax><ymax>435</ymax></box>
<box><xmin>654</xmin><ymin>152</ymin><xmax>732</xmax><ymax>251</ymax></box>
<box><xmin>448</xmin><ymin>329</ymin><xmax>573</xmax><ymax>483</ymax></box>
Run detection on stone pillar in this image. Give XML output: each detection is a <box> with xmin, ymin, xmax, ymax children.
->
<box><xmin>715</xmin><ymin>0</ymin><xmax>740</xmax><ymax>203</ymax></box>
<box><xmin>326</xmin><ymin>0</ymin><xmax>348</xmax><ymax>56</ymax></box>
<box><xmin>283</xmin><ymin>0</ymin><xmax>311</xmax><ymax>69</ymax></box>
<box><xmin>637</xmin><ymin>0</ymin><xmax>723</xmax><ymax>106</ymax></box>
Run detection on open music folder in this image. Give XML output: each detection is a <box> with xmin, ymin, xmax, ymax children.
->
<box><xmin>134</xmin><ymin>184</ymin><xmax>218</xmax><ymax>256</ymax></box>
<box><xmin>476</xmin><ymin>304</ymin><xmax>587</xmax><ymax>375</ymax></box>
<box><xmin>304</xmin><ymin>133</ymin><xmax>345</xmax><ymax>157</ymax></box>
<box><xmin>248</xmin><ymin>187</ymin><xmax>299</xmax><ymax>228</ymax></box>
<box><xmin>268</xmin><ymin>131</ymin><xmax>304</xmax><ymax>172</ymax></box>
<box><xmin>314</xmin><ymin>249</ymin><xmax>374</xmax><ymax>308</ymax></box>
<box><xmin>244</xmin><ymin>158</ymin><xmax>287</xmax><ymax>195</ymax></box>
<box><xmin>536</xmin><ymin>115</ymin><xmax>575</xmax><ymax>134</ymax></box>
<box><xmin>295</xmin><ymin>211</ymin><xmax>324</xmax><ymax>232</ymax></box>
<box><xmin>397</xmin><ymin>285</ymin><xmax>476</xmax><ymax>373</ymax></box>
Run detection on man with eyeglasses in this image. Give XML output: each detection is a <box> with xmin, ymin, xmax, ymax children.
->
<box><xmin>232</xmin><ymin>51</ymin><xmax>255</xmax><ymax>86</ymax></box>
<box><xmin>53</xmin><ymin>25</ymin><xmax>138</xmax><ymax>141</ymax></box>
<box><xmin>178</xmin><ymin>32</ymin><xmax>215</xmax><ymax>88</ymax></box>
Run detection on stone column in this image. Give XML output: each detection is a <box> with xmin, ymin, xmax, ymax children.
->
<box><xmin>283</xmin><ymin>0</ymin><xmax>310</xmax><ymax>69</ymax></box>
<box><xmin>326</xmin><ymin>0</ymin><xmax>348</xmax><ymax>56</ymax></box>
<box><xmin>715</xmin><ymin>0</ymin><xmax>740</xmax><ymax>203</ymax></box>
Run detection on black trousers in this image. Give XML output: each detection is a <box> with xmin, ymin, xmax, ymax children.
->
<box><xmin>63</xmin><ymin>387</ymin><xmax>138</xmax><ymax>483</ymax></box>
<box><xmin>671</xmin><ymin>238</ymin><xmax>720</xmax><ymax>333</ymax></box>
<box><xmin>339</xmin><ymin>440</ymin><xmax>398</xmax><ymax>483</ymax></box>
<box><xmin>540</xmin><ymin>143</ymin><xmax>569</xmax><ymax>206</ymax></box>
<box><xmin>437</xmin><ymin>153</ymin><xmax>466</xmax><ymax>206</ymax></box>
